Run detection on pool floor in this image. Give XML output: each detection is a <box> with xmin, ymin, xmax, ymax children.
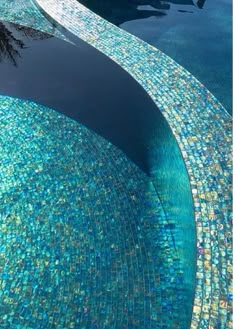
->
<box><xmin>0</xmin><ymin>0</ymin><xmax>232</xmax><ymax>328</ymax></box>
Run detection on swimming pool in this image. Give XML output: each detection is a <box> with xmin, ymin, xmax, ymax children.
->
<box><xmin>78</xmin><ymin>0</ymin><xmax>232</xmax><ymax>113</ymax></box>
<box><xmin>0</xmin><ymin>1</ymin><xmax>232</xmax><ymax>328</ymax></box>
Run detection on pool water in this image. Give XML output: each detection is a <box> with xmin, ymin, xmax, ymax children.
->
<box><xmin>0</xmin><ymin>95</ymin><xmax>170</xmax><ymax>328</ymax></box>
<box><xmin>78</xmin><ymin>0</ymin><xmax>232</xmax><ymax>113</ymax></box>
<box><xmin>0</xmin><ymin>1</ymin><xmax>232</xmax><ymax>328</ymax></box>
<box><xmin>0</xmin><ymin>20</ymin><xmax>196</xmax><ymax>328</ymax></box>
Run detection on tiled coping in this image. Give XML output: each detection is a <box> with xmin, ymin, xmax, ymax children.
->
<box><xmin>35</xmin><ymin>0</ymin><xmax>233</xmax><ymax>328</ymax></box>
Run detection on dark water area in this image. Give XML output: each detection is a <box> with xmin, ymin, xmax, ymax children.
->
<box><xmin>78</xmin><ymin>0</ymin><xmax>232</xmax><ymax>113</ymax></box>
<box><xmin>0</xmin><ymin>20</ymin><xmax>166</xmax><ymax>174</ymax></box>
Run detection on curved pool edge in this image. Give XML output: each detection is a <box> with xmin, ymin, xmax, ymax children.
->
<box><xmin>34</xmin><ymin>0</ymin><xmax>232</xmax><ymax>328</ymax></box>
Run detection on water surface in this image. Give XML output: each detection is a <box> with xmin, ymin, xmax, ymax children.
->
<box><xmin>0</xmin><ymin>20</ymin><xmax>196</xmax><ymax>328</ymax></box>
<box><xmin>79</xmin><ymin>0</ymin><xmax>232</xmax><ymax>113</ymax></box>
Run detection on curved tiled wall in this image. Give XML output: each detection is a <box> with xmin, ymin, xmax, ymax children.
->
<box><xmin>34</xmin><ymin>1</ymin><xmax>233</xmax><ymax>328</ymax></box>
<box><xmin>0</xmin><ymin>95</ymin><xmax>178</xmax><ymax>328</ymax></box>
<box><xmin>0</xmin><ymin>9</ymin><xmax>196</xmax><ymax>327</ymax></box>
<box><xmin>0</xmin><ymin>0</ymin><xmax>232</xmax><ymax>327</ymax></box>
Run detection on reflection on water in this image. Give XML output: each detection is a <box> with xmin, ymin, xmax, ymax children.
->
<box><xmin>196</xmin><ymin>0</ymin><xmax>206</xmax><ymax>9</ymax></box>
<box><xmin>78</xmin><ymin>0</ymin><xmax>202</xmax><ymax>25</ymax></box>
<box><xmin>79</xmin><ymin>0</ymin><xmax>231</xmax><ymax>113</ymax></box>
<box><xmin>0</xmin><ymin>21</ymin><xmax>51</xmax><ymax>66</ymax></box>
<box><xmin>12</xmin><ymin>24</ymin><xmax>53</xmax><ymax>40</ymax></box>
<box><xmin>0</xmin><ymin>22</ymin><xmax>25</xmax><ymax>66</ymax></box>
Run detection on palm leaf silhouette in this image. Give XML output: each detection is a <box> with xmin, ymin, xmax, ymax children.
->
<box><xmin>0</xmin><ymin>22</ymin><xmax>26</xmax><ymax>66</ymax></box>
<box><xmin>0</xmin><ymin>21</ymin><xmax>52</xmax><ymax>67</ymax></box>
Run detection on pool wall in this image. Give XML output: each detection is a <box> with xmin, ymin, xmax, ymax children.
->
<box><xmin>0</xmin><ymin>11</ymin><xmax>196</xmax><ymax>328</ymax></box>
<box><xmin>0</xmin><ymin>2</ymin><xmax>198</xmax><ymax>327</ymax></box>
<box><xmin>34</xmin><ymin>0</ymin><xmax>233</xmax><ymax>328</ymax></box>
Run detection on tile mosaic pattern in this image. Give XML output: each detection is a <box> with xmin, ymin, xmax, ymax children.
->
<box><xmin>34</xmin><ymin>1</ymin><xmax>233</xmax><ymax>328</ymax></box>
<box><xmin>0</xmin><ymin>0</ymin><xmax>66</xmax><ymax>40</ymax></box>
<box><xmin>0</xmin><ymin>3</ymin><xmax>195</xmax><ymax>326</ymax></box>
<box><xmin>0</xmin><ymin>95</ymin><xmax>189</xmax><ymax>328</ymax></box>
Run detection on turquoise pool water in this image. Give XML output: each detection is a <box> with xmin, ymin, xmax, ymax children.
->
<box><xmin>20</xmin><ymin>1</ymin><xmax>233</xmax><ymax>328</ymax></box>
<box><xmin>0</xmin><ymin>0</ymin><xmax>232</xmax><ymax>328</ymax></box>
<box><xmin>0</xmin><ymin>95</ymin><xmax>164</xmax><ymax>328</ymax></box>
<box><xmin>0</xmin><ymin>95</ymin><xmax>193</xmax><ymax>328</ymax></box>
<box><xmin>79</xmin><ymin>0</ymin><xmax>232</xmax><ymax>113</ymax></box>
<box><xmin>0</xmin><ymin>19</ymin><xmax>195</xmax><ymax>328</ymax></box>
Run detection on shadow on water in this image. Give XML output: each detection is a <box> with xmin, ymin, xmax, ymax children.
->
<box><xmin>78</xmin><ymin>0</ymin><xmax>204</xmax><ymax>26</ymax></box>
<box><xmin>11</xmin><ymin>24</ymin><xmax>53</xmax><ymax>40</ymax></box>
<box><xmin>0</xmin><ymin>22</ymin><xmax>52</xmax><ymax>66</ymax></box>
<box><xmin>0</xmin><ymin>22</ymin><xmax>25</xmax><ymax>66</ymax></box>
<box><xmin>196</xmin><ymin>0</ymin><xmax>206</xmax><ymax>9</ymax></box>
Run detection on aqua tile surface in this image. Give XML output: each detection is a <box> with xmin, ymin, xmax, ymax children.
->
<box><xmin>0</xmin><ymin>5</ymin><xmax>197</xmax><ymax>326</ymax></box>
<box><xmin>0</xmin><ymin>95</ymin><xmax>191</xmax><ymax>328</ymax></box>
<box><xmin>34</xmin><ymin>1</ymin><xmax>233</xmax><ymax>328</ymax></box>
<box><xmin>0</xmin><ymin>0</ymin><xmax>232</xmax><ymax>327</ymax></box>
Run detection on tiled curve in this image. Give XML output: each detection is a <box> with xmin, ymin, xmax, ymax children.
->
<box><xmin>0</xmin><ymin>95</ymin><xmax>179</xmax><ymax>328</ymax></box>
<box><xmin>35</xmin><ymin>0</ymin><xmax>233</xmax><ymax>328</ymax></box>
<box><xmin>0</xmin><ymin>0</ymin><xmax>66</xmax><ymax>40</ymax></box>
<box><xmin>0</xmin><ymin>10</ymin><xmax>195</xmax><ymax>326</ymax></box>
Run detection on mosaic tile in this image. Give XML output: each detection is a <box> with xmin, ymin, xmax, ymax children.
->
<box><xmin>0</xmin><ymin>95</ymin><xmax>190</xmax><ymax>328</ymax></box>
<box><xmin>0</xmin><ymin>0</ymin><xmax>232</xmax><ymax>327</ymax></box>
<box><xmin>0</xmin><ymin>2</ymin><xmax>196</xmax><ymax>327</ymax></box>
<box><xmin>0</xmin><ymin>0</ymin><xmax>67</xmax><ymax>40</ymax></box>
<box><xmin>34</xmin><ymin>1</ymin><xmax>233</xmax><ymax>328</ymax></box>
